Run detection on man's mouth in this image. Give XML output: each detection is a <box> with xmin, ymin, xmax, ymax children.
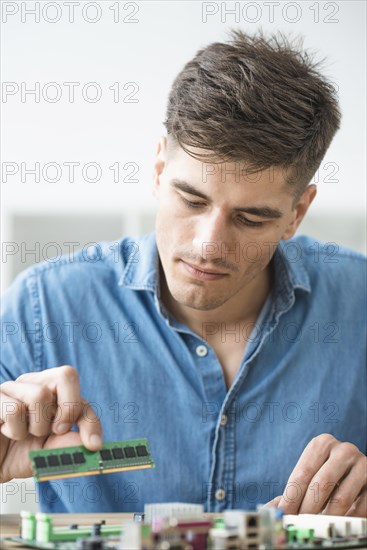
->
<box><xmin>180</xmin><ymin>260</ymin><xmax>229</xmax><ymax>281</ymax></box>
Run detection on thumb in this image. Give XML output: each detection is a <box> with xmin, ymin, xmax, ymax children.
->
<box><xmin>261</xmin><ymin>495</ymin><xmax>282</xmax><ymax>508</ymax></box>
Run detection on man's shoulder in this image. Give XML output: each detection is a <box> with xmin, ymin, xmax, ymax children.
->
<box><xmin>283</xmin><ymin>234</ymin><xmax>366</xmax><ymax>292</ymax></box>
<box><xmin>291</xmin><ymin>233</ymin><xmax>366</xmax><ymax>267</ymax></box>
<box><xmin>292</xmin><ymin>234</ymin><xmax>366</xmax><ymax>261</ymax></box>
<box><xmin>4</xmin><ymin>232</ymin><xmax>156</xmax><ymax>296</ymax></box>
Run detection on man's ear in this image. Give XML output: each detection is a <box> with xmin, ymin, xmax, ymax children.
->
<box><xmin>281</xmin><ymin>184</ymin><xmax>317</xmax><ymax>240</ymax></box>
<box><xmin>152</xmin><ymin>136</ymin><xmax>167</xmax><ymax>199</ymax></box>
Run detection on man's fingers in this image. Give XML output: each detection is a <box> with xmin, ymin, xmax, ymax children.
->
<box><xmin>321</xmin><ymin>457</ymin><xmax>367</xmax><ymax>516</ymax></box>
<box><xmin>262</xmin><ymin>495</ymin><xmax>282</xmax><ymax>508</ymax></box>
<box><xmin>17</xmin><ymin>365</ymin><xmax>83</xmax><ymax>433</ymax></box>
<box><xmin>0</xmin><ymin>434</ymin><xmax>11</xmax><ymax>481</ymax></box>
<box><xmin>345</xmin><ymin>487</ymin><xmax>367</xmax><ymax>517</ymax></box>
<box><xmin>43</xmin><ymin>367</ymin><xmax>103</xmax><ymax>449</ymax></box>
<box><xmin>0</xmin><ymin>434</ymin><xmax>46</xmax><ymax>483</ymax></box>
<box><xmin>0</xmin><ymin>390</ymin><xmax>28</xmax><ymax>440</ymax></box>
<box><xmin>2</xmin><ymin>367</ymin><xmax>102</xmax><ymax>451</ymax></box>
<box><xmin>1</xmin><ymin>381</ymin><xmax>56</xmax><ymax>436</ymax></box>
<box><xmin>48</xmin><ymin>366</ymin><xmax>82</xmax><ymax>433</ymax></box>
<box><xmin>298</xmin><ymin>453</ymin><xmax>352</xmax><ymax>514</ymax></box>
<box><xmin>278</xmin><ymin>434</ymin><xmax>337</xmax><ymax>513</ymax></box>
<box><xmin>75</xmin><ymin>399</ymin><xmax>103</xmax><ymax>451</ymax></box>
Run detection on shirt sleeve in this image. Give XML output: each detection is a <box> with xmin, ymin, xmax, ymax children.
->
<box><xmin>1</xmin><ymin>267</ymin><xmax>44</xmax><ymax>384</ymax></box>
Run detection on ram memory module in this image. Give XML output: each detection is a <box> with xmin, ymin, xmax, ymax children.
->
<box><xmin>29</xmin><ymin>438</ymin><xmax>155</xmax><ymax>481</ymax></box>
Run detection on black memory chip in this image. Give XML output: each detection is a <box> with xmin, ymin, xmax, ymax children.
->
<box><xmin>34</xmin><ymin>456</ymin><xmax>47</xmax><ymax>469</ymax></box>
<box><xmin>60</xmin><ymin>453</ymin><xmax>72</xmax><ymax>465</ymax></box>
<box><xmin>73</xmin><ymin>452</ymin><xmax>86</xmax><ymax>464</ymax></box>
<box><xmin>100</xmin><ymin>449</ymin><xmax>112</xmax><ymax>461</ymax></box>
<box><xmin>136</xmin><ymin>445</ymin><xmax>148</xmax><ymax>457</ymax></box>
<box><xmin>124</xmin><ymin>446</ymin><xmax>136</xmax><ymax>458</ymax></box>
<box><xmin>47</xmin><ymin>455</ymin><xmax>60</xmax><ymax>467</ymax></box>
<box><xmin>112</xmin><ymin>448</ymin><xmax>124</xmax><ymax>460</ymax></box>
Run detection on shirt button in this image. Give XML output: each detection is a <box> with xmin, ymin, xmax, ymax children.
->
<box><xmin>196</xmin><ymin>344</ymin><xmax>208</xmax><ymax>357</ymax></box>
<box><xmin>215</xmin><ymin>488</ymin><xmax>226</xmax><ymax>501</ymax></box>
<box><xmin>220</xmin><ymin>414</ymin><xmax>228</xmax><ymax>426</ymax></box>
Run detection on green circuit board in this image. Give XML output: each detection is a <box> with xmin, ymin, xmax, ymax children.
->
<box><xmin>29</xmin><ymin>438</ymin><xmax>155</xmax><ymax>481</ymax></box>
<box><xmin>3</xmin><ymin>509</ymin><xmax>367</xmax><ymax>550</ymax></box>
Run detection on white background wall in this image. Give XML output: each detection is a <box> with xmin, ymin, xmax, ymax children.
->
<box><xmin>1</xmin><ymin>0</ymin><xmax>366</xmax><ymax>512</ymax></box>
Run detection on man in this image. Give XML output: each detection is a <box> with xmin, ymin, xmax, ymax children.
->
<box><xmin>1</xmin><ymin>30</ymin><xmax>366</xmax><ymax>516</ymax></box>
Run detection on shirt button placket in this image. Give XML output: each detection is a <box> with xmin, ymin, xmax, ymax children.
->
<box><xmin>196</xmin><ymin>341</ymin><xmax>228</xmax><ymax>511</ymax></box>
<box><xmin>215</xmin><ymin>488</ymin><xmax>226</xmax><ymax>502</ymax></box>
<box><xmin>196</xmin><ymin>344</ymin><xmax>208</xmax><ymax>357</ymax></box>
<box><xmin>220</xmin><ymin>414</ymin><xmax>228</xmax><ymax>427</ymax></box>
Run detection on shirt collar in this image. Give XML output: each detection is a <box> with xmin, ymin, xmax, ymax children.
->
<box><xmin>270</xmin><ymin>239</ymin><xmax>311</xmax><ymax>318</ymax></box>
<box><xmin>276</xmin><ymin>238</ymin><xmax>311</xmax><ymax>292</ymax></box>
<box><xmin>118</xmin><ymin>232</ymin><xmax>159</xmax><ymax>292</ymax></box>
<box><xmin>118</xmin><ymin>232</ymin><xmax>311</xmax><ymax>311</ymax></box>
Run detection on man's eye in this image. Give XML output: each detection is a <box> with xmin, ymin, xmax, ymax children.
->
<box><xmin>237</xmin><ymin>216</ymin><xmax>263</xmax><ymax>228</ymax></box>
<box><xmin>180</xmin><ymin>196</ymin><xmax>205</xmax><ymax>208</ymax></box>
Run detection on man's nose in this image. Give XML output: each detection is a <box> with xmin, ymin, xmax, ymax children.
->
<box><xmin>192</xmin><ymin>209</ymin><xmax>232</xmax><ymax>262</ymax></box>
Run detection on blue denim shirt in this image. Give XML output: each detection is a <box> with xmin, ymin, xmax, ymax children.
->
<box><xmin>1</xmin><ymin>232</ymin><xmax>366</xmax><ymax>513</ymax></box>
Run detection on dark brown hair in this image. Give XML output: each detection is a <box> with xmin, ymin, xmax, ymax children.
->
<box><xmin>163</xmin><ymin>29</ymin><xmax>341</xmax><ymax>198</ymax></box>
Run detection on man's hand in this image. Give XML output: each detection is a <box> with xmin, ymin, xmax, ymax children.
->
<box><xmin>266</xmin><ymin>434</ymin><xmax>367</xmax><ymax>516</ymax></box>
<box><xmin>0</xmin><ymin>365</ymin><xmax>103</xmax><ymax>483</ymax></box>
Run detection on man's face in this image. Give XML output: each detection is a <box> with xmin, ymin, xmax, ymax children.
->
<box><xmin>153</xmin><ymin>137</ymin><xmax>315</xmax><ymax>312</ymax></box>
